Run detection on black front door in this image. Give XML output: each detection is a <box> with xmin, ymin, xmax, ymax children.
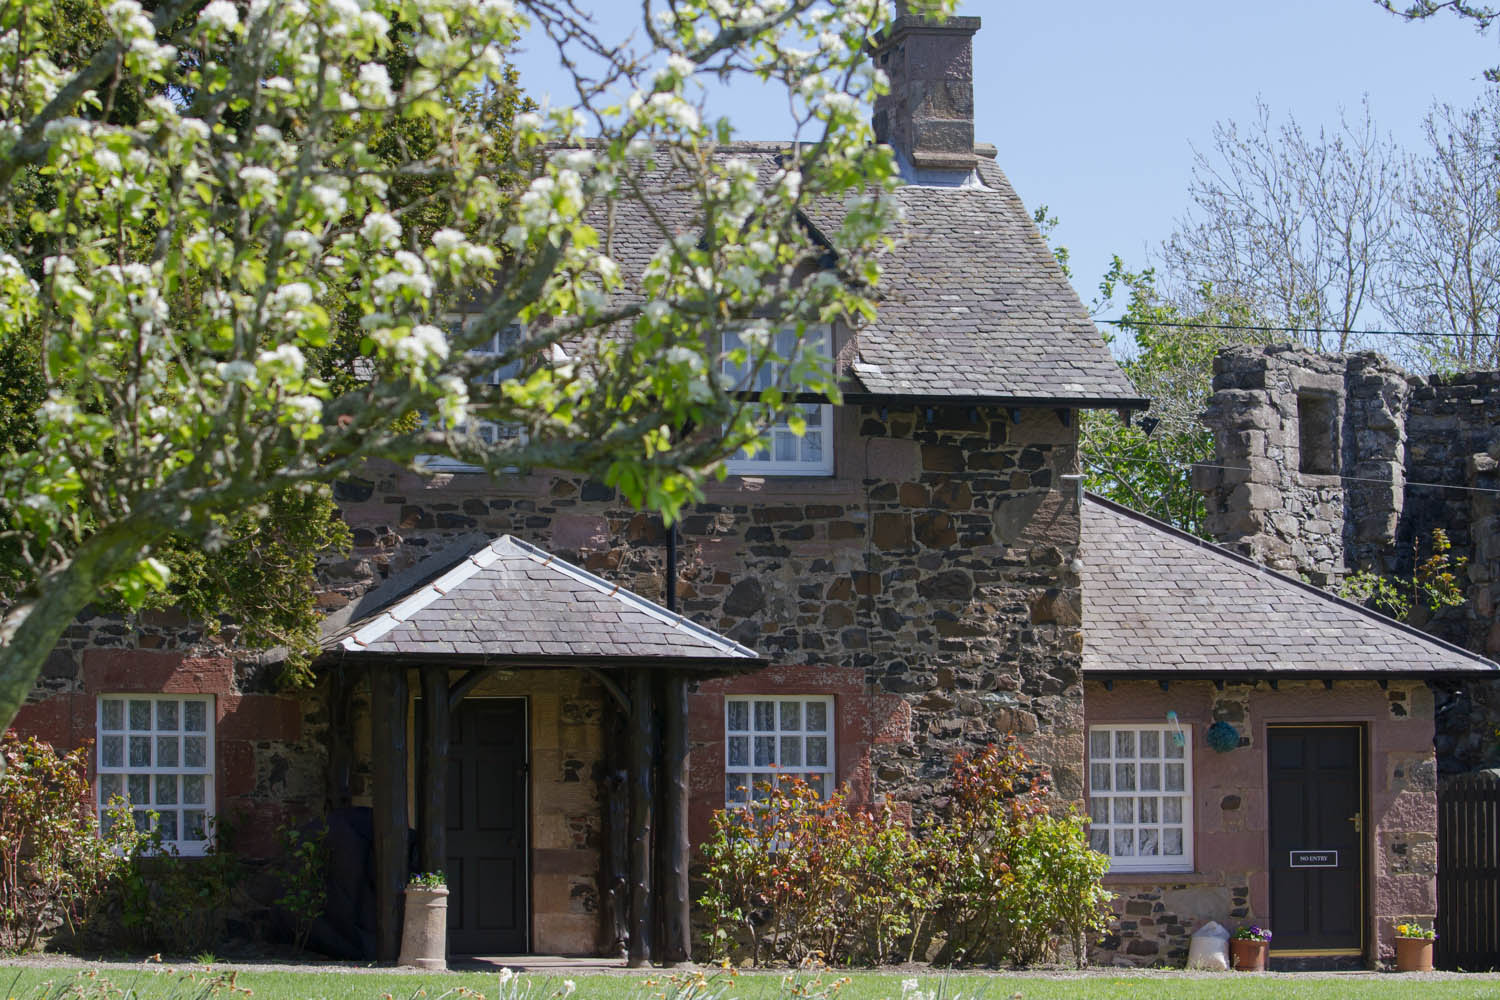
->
<box><xmin>1268</xmin><ymin>725</ymin><xmax>1364</xmax><ymax>954</ymax></box>
<box><xmin>446</xmin><ymin>698</ymin><xmax>528</xmax><ymax>954</ymax></box>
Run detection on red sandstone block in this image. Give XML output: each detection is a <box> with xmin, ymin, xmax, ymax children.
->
<box><xmin>83</xmin><ymin>651</ymin><xmax>233</xmax><ymax>694</ymax></box>
<box><xmin>218</xmin><ymin>740</ymin><xmax>255</xmax><ymax>798</ymax></box>
<box><xmin>217</xmin><ymin>694</ymin><xmax>302</xmax><ymax>742</ymax></box>
<box><xmin>11</xmin><ymin>698</ymin><xmax>71</xmax><ymax>749</ymax></box>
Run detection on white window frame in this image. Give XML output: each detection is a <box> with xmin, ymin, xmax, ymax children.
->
<box><xmin>419</xmin><ymin>314</ymin><xmax>528</xmax><ymax>473</ymax></box>
<box><xmin>1086</xmin><ymin>723</ymin><xmax>1193</xmax><ymax>873</ymax></box>
<box><xmin>724</xmin><ymin>695</ymin><xmax>835</xmax><ymax>806</ymax></box>
<box><xmin>96</xmin><ymin>695</ymin><xmax>216</xmax><ymax>856</ymax></box>
<box><xmin>722</xmin><ymin>326</ymin><xmax>835</xmax><ymax>477</ymax></box>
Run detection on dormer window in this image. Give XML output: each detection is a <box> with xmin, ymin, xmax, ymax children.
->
<box><xmin>721</xmin><ymin>326</ymin><xmax>834</xmax><ymax>477</ymax></box>
<box><xmin>420</xmin><ymin>315</ymin><xmax>526</xmax><ymax>472</ymax></box>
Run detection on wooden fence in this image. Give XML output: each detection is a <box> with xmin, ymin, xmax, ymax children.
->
<box><xmin>1437</xmin><ymin>768</ymin><xmax>1500</xmax><ymax>970</ymax></box>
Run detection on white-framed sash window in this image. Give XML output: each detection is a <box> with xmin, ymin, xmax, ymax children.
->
<box><xmin>722</xmin><ymin>326</ymin><xmax>834</xmax><ymax>477</ymax></box>
<box><xmin>421</xmin><ymin>315</ymin><xmax>528</xmax><ymax>472</ymax></box>
<box><xmin>1087</xmin><ymin>724</ymin><xmax>1193</xmax><ymax>872</ymax></box>
<box><xmin>724</xmin><ymin>695</ymin><xmax>835</xmax><ymax>805</ymax></box>
<box><xmin>96</xmin><ymin>695</ymin><xmax>215</xmax><ymax>855</ymax></box>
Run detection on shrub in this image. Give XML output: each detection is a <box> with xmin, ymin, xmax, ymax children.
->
<box><xmin>113</xmin><ymin>817</ymin><xmax>244</xmax><ymax>955</ymax></box>
<box><xmin>0</xmin><ymin>731</ymin><xmax>142</xmax><ymax>953</ymax></box>
<box><xmin>697</xmin><ymin>737</ymin><xmax>1112</xmax><ymax>968</ymax></box>
<box><xmin>275</xmin><ymin>822</ymin><xmax>329</xmax><ymax>953</ymax></box>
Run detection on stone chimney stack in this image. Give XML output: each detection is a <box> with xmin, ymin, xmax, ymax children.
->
<box><xmin>870</xmin><ymin>5</ymin><xmax>982</xmax><ymax>174</ymax></box>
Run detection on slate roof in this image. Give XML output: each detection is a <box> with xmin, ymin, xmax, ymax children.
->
<box><xmin>598</xmin><ymin>144</ymin><xmax>1142</xmax><ymax>407</ymax></box>
<box><xmin>329</xmin><ymin>534</ymin><xmax>761</xmax><ymax>665</ymax></box>
<box><xmin>1081</xmin><ymin>493</ymin><xmax>1498</xmax><ymax>677</ymax></box>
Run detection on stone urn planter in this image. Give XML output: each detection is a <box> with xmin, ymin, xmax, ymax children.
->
<box><xmin>1229</xmin><ymin>937</ymin><xmax>1268</xmax><ymax>971</ymax></box>
<box><xmin>1395</xmin><ymin>936</ymin><xmax>1435</xmax><ymax>972</ymax></box>
<box><xmin>398</xmin><ymin>877</ymin><xmax>449</xmax><ymax>970</ymax></box>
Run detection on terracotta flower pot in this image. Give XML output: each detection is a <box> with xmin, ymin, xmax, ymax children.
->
<box><xmin>1395</xmin><ymin>936</ymin><xmax>1434</xmax><ymax>973</ymax></box>
<box><xmin>1229</xmin><ymin>937</ymin><xmax>1268</xmax><ymax>971</ymax></box>
<box><xmin>398</xmin><ymin>885</ymin><xmax>450</xmax><ymax>970</ymax></box>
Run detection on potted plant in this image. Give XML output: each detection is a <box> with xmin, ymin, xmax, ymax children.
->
<box><xmin>398</xmin><ymin>872</ymin><xmax>449</xmax><ymax>970</ymax></box>
<box><xmin>1229</xmin><ymin>925</ymin><xmax>1271</xmax><ymax>971</ymax></box>
<box><xmin>1394</xmin><ymin>923</ymin><xmax>1436</xmax><ymax>972</ymax></box>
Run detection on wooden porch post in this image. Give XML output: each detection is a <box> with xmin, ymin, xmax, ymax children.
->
<box><xmin>370</xmin><ymin>665</ymin><xmax>410</xmax><ymax>963</ymax></box>
<box><xmin>420</xmin><ymin>666</ymin><xmax>450</xmax><ymax>878</ymax></box>
<box><xmin>659</xmin><ymin>673</ymin><xmax>691</xmax><ymax>963</ymax></box>
<box><xmin>628</xmin><ymin>669</ymin><xmax>657</xmax><ymax>967</ymax></box>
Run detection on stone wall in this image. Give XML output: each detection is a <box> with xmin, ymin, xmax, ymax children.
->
<box><xmin>1086</xmin><ymin>678</ymin><xmax>1436</xmax><ymax>968</ymax></box>
<box><xmin>1197</xmin><ymin>345</ymin><xmax>1500</xmax><ymax>772</ymax></box>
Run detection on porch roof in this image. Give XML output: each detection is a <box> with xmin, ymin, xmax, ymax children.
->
<box><xmin>1082</xmin><ymin>493</ymin><xmax>1500</xmax><ymax>678</ymax></box>
<box><xmin>324</xmin><ymin>534</ymin><xmax>762</xmax><ymax>665</ymax></box>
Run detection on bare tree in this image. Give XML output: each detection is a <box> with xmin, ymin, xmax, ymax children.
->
<box><xmin>1382</xmin><ymin>92</ymin><xmax>1500</xmax><ymax>370</ymax></box>
<box><xmin>1161</xmin><ymin>99</ymin><xmax>1403</xmax><ymax>350</ymax></box>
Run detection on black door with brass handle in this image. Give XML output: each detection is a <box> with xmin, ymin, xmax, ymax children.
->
<box><xmin>1268</xmin><ymin>725</ymin><xmax>1364</xmax><ymax>954</ymax></box>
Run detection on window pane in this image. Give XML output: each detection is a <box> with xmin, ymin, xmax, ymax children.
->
<box><xmin>1165</xmin><ymin>763</ymin><xmax>1185</xmax><ymax>792</ymax></box>
<box><xmin>804</xmin><ymin>736</ymin><xmax>828</xmax><ymax>767</ymax></box>
<box><xmin>128</xmin><ymin>775</ymin><xmax>149</xmax><ymax>804</ymax></box>
<box><xmin>129</xmin><ymin>736</ymin><xmax>151</xmax><ymax>768</ymax></box>
<box><xmin>751</xmin><ymin>774</ymin><xmax>773</xmax><ymax>800</ymax></box>
<box><xmin>726</xmin><ymin>701</ymin><xmax>749</xmax><ymax>732</ymax></box>
<box><xmin>753</xmin><ymin>736</ymin><xmax>775</xmax><ymax>767</ymax></box>
<box><xmin>129</xmin><ymin>700</ymin><xmax>152</xmax><ymax>730</ymax></box>
<box><xmin>753</xmin><ymin>701</ymin><xmax>775</xmax><ymax>732</ymax></box>
<box><xmin>780</xmin><ymin>737</ymin><xmax>803</xmax><ymax>767</ymax></box>
<box><xmin>102</xmin><ymin>735</ymin><xmax>123</xmax><ymax>768</ymax></box>
<box><xmin>1089</xmin><ymin>730</ymin><xmax>1111</xmax><ymax>759</ymax></box>
<box><xmin>1090</xmin><ymin>763</ymin><xmax>1111</xmax><ymax>791</ymax></box>
<box><xmin>1163</xmin><ymin>796</ymin><xmax>1183</xmax><ymax>823</ymax></box>
<box><xmin>1088</xmin><ymin>798</ymin><xmax>1108</xmax><ymax>824</ymax></box>
<box><xmin>802</xmin><ymin>431</ymin><xmax>823</xmax><ymax>464</ymax></box>
<box><xmin>184</xmin><ymin>701</ymin><xmax>208</xmax><ymax>733</ymax></box>
<box><xmin>1090</xmin><ymin>829</ymin><xmax>1109</xmax><ymax>854</ymax></box>
<box><xmin>805</xmin><ymin>702</ymin><xmax>827</xmax><ymax>732</ymax></box>
<box><xmin>156</xmin><ymin>700</ymin><xmax>179</xmax><ymax>731</ymax></box>
<box><xmin>1140</xmin><ymin>763</ymin><xmax>1160</xmax><ymax>791</ymax></box>
<box><xmin>1139</xmin><ymin>828</ymin><xmax>1159</xmax><ymax>856</ymax></box>
<box><xmin>725</xmin><ymin>776</ymin><xmax>748</xmax><ymax>804</ymax></box>
<box><xmin>1113</xmin><ymin>829</ymin><xmax>1135</xmax><ymax>857</ymax></box>
<box><xmin>779</xmin><ymin>701</ymin><xmax>802</xmax><ymax>731</ymax></box>
<box><xmin>1139</xmin><ymin>730</ymin><xmax>1160</xmax><ymax>758</ymax></box>
<box><xmin>98</xmin><ymin>773</ymin><xmax>122</xmax><ymax>805</ymax></box>
<box><xmin>774</xmin><ymin>430</ymin><xmax>796</xmax><ymax>462</ymax></box>
<box><xmin>155</xmin><ymin>775</ymin><xmax>178</xmax><ymax>805</ymax></box>
<box><xmin>183</xmin><ymin>775</ymin><xmax>206</xmax><ymax>805</ymax></box>
<box><xmin>183</xmin><ymin>811</ymin><xmax>207</xmax><ymax>841</ymax></box>
<box><xmin>1115</xmin><ymin>731</ymin><xmax>1135</xmax><ymax>758</ymax></box>
<box><xmin>158</xmin><ymin>810</ymin><xmax>178</xmax><ymax>842</ymax></box>
<box><xmin>1115</xmin><ymin>763</ymin><xmax>1136</xmax><ymax>791</ymax></box>
<box><xmin>728</xmin><ymin>736</ymin><xmax>749</xmax><ymax>767</ymax></box>
<box><xmin>1112</xmin><ymin>798</ymin><xmax>1134</xmax><ymax>824</ymax></box>
<box><xmin>102</xmin><ymin>700</ymin><xmax>124</xmax><ymax>731</ymax></box>
<box><xmin>1164</xmin><ymin>734</ymin><xmax>1184</xmax><ymax>759</ymax></box>
<box><xmin>1138</xmin><ymin>796</ymin><xmax>1159</xmax><ymax>823</ymax></box>
<box><xmin>133</xmin><ymin>810</ymin><xmax>151</xmax><ymax>833</ymax></box>
<box><xmin>1163</xmin><ymin>828</ymin><xmax>1184</xmax><ymax>856</ymax></box>
<box><xmin>184</xmin><ymin>737</ymin><xmax>207</xmax><ymax>769</ymax></box>
<box><xmin>157</xmin><ymin>737</ymin><xmax>179</xmax><ymax>768</ymax></box>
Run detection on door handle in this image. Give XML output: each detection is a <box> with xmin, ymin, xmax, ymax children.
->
<box><xmin>1348</xmin><ymin>812</ymin><xmax>1362</xmax><ymax>833</ymax></box>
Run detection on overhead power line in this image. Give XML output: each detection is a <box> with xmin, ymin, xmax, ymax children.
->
<box><xmin>1084</xmin><ymin>454</ymin><xmax>1500</xmax><ymax>497</ymax></box>
<box><xmin>1097</xmin><ymin>317</ymin><xmax>1487</xmax><ymax>340</ymax></box>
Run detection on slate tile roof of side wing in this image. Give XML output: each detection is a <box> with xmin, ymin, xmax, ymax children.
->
<box><xmin>1082</xmin><ymin>493</ymin><xmax>1498</xmax><ymax>676</ymax></box>
<box><xmin>598</xmin><ymin>144</ymin><xmax>1143</xmax><ymax>406</ymax></box>
<box><xmin>328</xmin><ymin>534</ymin><xmax>761</xmax><ymax>664</ymax></box>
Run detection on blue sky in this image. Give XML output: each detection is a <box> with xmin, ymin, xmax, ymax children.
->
<box><xmin>509</xmin><ymin>2</ymin><xmax>1499</xmax><ymax>317</ymax></box>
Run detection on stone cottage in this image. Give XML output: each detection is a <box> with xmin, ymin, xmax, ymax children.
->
<box><xmin>10</xmin><ymin>12</ymin><xmax>1492</xmax><ymax>974</ymax></box>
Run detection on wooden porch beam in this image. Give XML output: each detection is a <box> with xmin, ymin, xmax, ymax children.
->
<box><xmin>370</xmin><ymin>665</ymin><xmax>410</xmax><ymax>963</ymax></box>
<box><xmin>628</xmin><ymin>669</ymin><xmax>657</xmax><ymax>967</ymax></box>
<box><xmin>659</xmin><ymin>673</ymin><xmax>691</xmax><ymax>963</ymax></box>
<box><xmin>448</xmin><ymin>665</ymin><xmax>499</xmax><ymax>710</ymax></box>
<box><xmin>420</xmin><ymin>666</ymin><xmax>450</xmax><ymax>880</ymax></box>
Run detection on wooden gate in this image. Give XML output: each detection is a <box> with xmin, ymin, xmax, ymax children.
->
<box><xmin>1437</xmin><ymin>768</ymin><xmax>1500</xmax><ymax>970</ymax></box>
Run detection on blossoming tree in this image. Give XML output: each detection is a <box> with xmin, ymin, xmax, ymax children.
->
<box><xmin>0</xmin><ymin>0</ymin><xmax>954</xmax><ymax>731</ymax></box>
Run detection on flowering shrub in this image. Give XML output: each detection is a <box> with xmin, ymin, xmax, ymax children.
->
<box><xmin>1231</xmin><ymin>925</ymin><xmax>1272</xmax><ymax>942</ymax></box>
<box><xmin>698</xmin><ymin>738</ymin><xmax>1111</xmax><ymax>968</ymax></box>
<box><xmin>0</xmin><ymin>731</ymin><xmax>142</xmax><ymax>952</ymax></box>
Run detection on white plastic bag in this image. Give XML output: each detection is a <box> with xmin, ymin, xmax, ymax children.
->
<box><xmin>1187</xmin><ymin>919</ymin><xmax>1231</xmax><ymax>970</ymax></box>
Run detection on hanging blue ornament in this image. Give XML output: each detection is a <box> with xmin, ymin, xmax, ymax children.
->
<box><xmin>1207</xmin><ymin>720</ymin><xmax>1240</xmax><ymax>753</ymax></box>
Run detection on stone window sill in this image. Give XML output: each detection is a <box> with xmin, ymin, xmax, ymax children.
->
<box><xmin>1103</xmin><ymin>872</ymin><xmax>1216</xmax><ymax>887</ymax></box>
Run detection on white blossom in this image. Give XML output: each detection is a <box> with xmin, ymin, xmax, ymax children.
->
<box><xmin>360</xmin><ymin>211</ymin><xmax>402</xmax><ymax>247</ymax></box>
<box><xmin>197</xmin><ymin>0</ymin><xmax>240</xmax><ymax>33</ymax></box>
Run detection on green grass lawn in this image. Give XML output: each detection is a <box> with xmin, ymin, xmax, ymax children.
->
<box><xmin>4</xmin><ymin>966</ymin><xmax>1500</xmax><ymax>1000</ymax></box>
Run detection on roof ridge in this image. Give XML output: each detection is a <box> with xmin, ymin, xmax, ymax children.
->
<box><xmin>1083</xmin><ymin>491</ymin><xmax>1498</xmax><ymax>671</ymax></box>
